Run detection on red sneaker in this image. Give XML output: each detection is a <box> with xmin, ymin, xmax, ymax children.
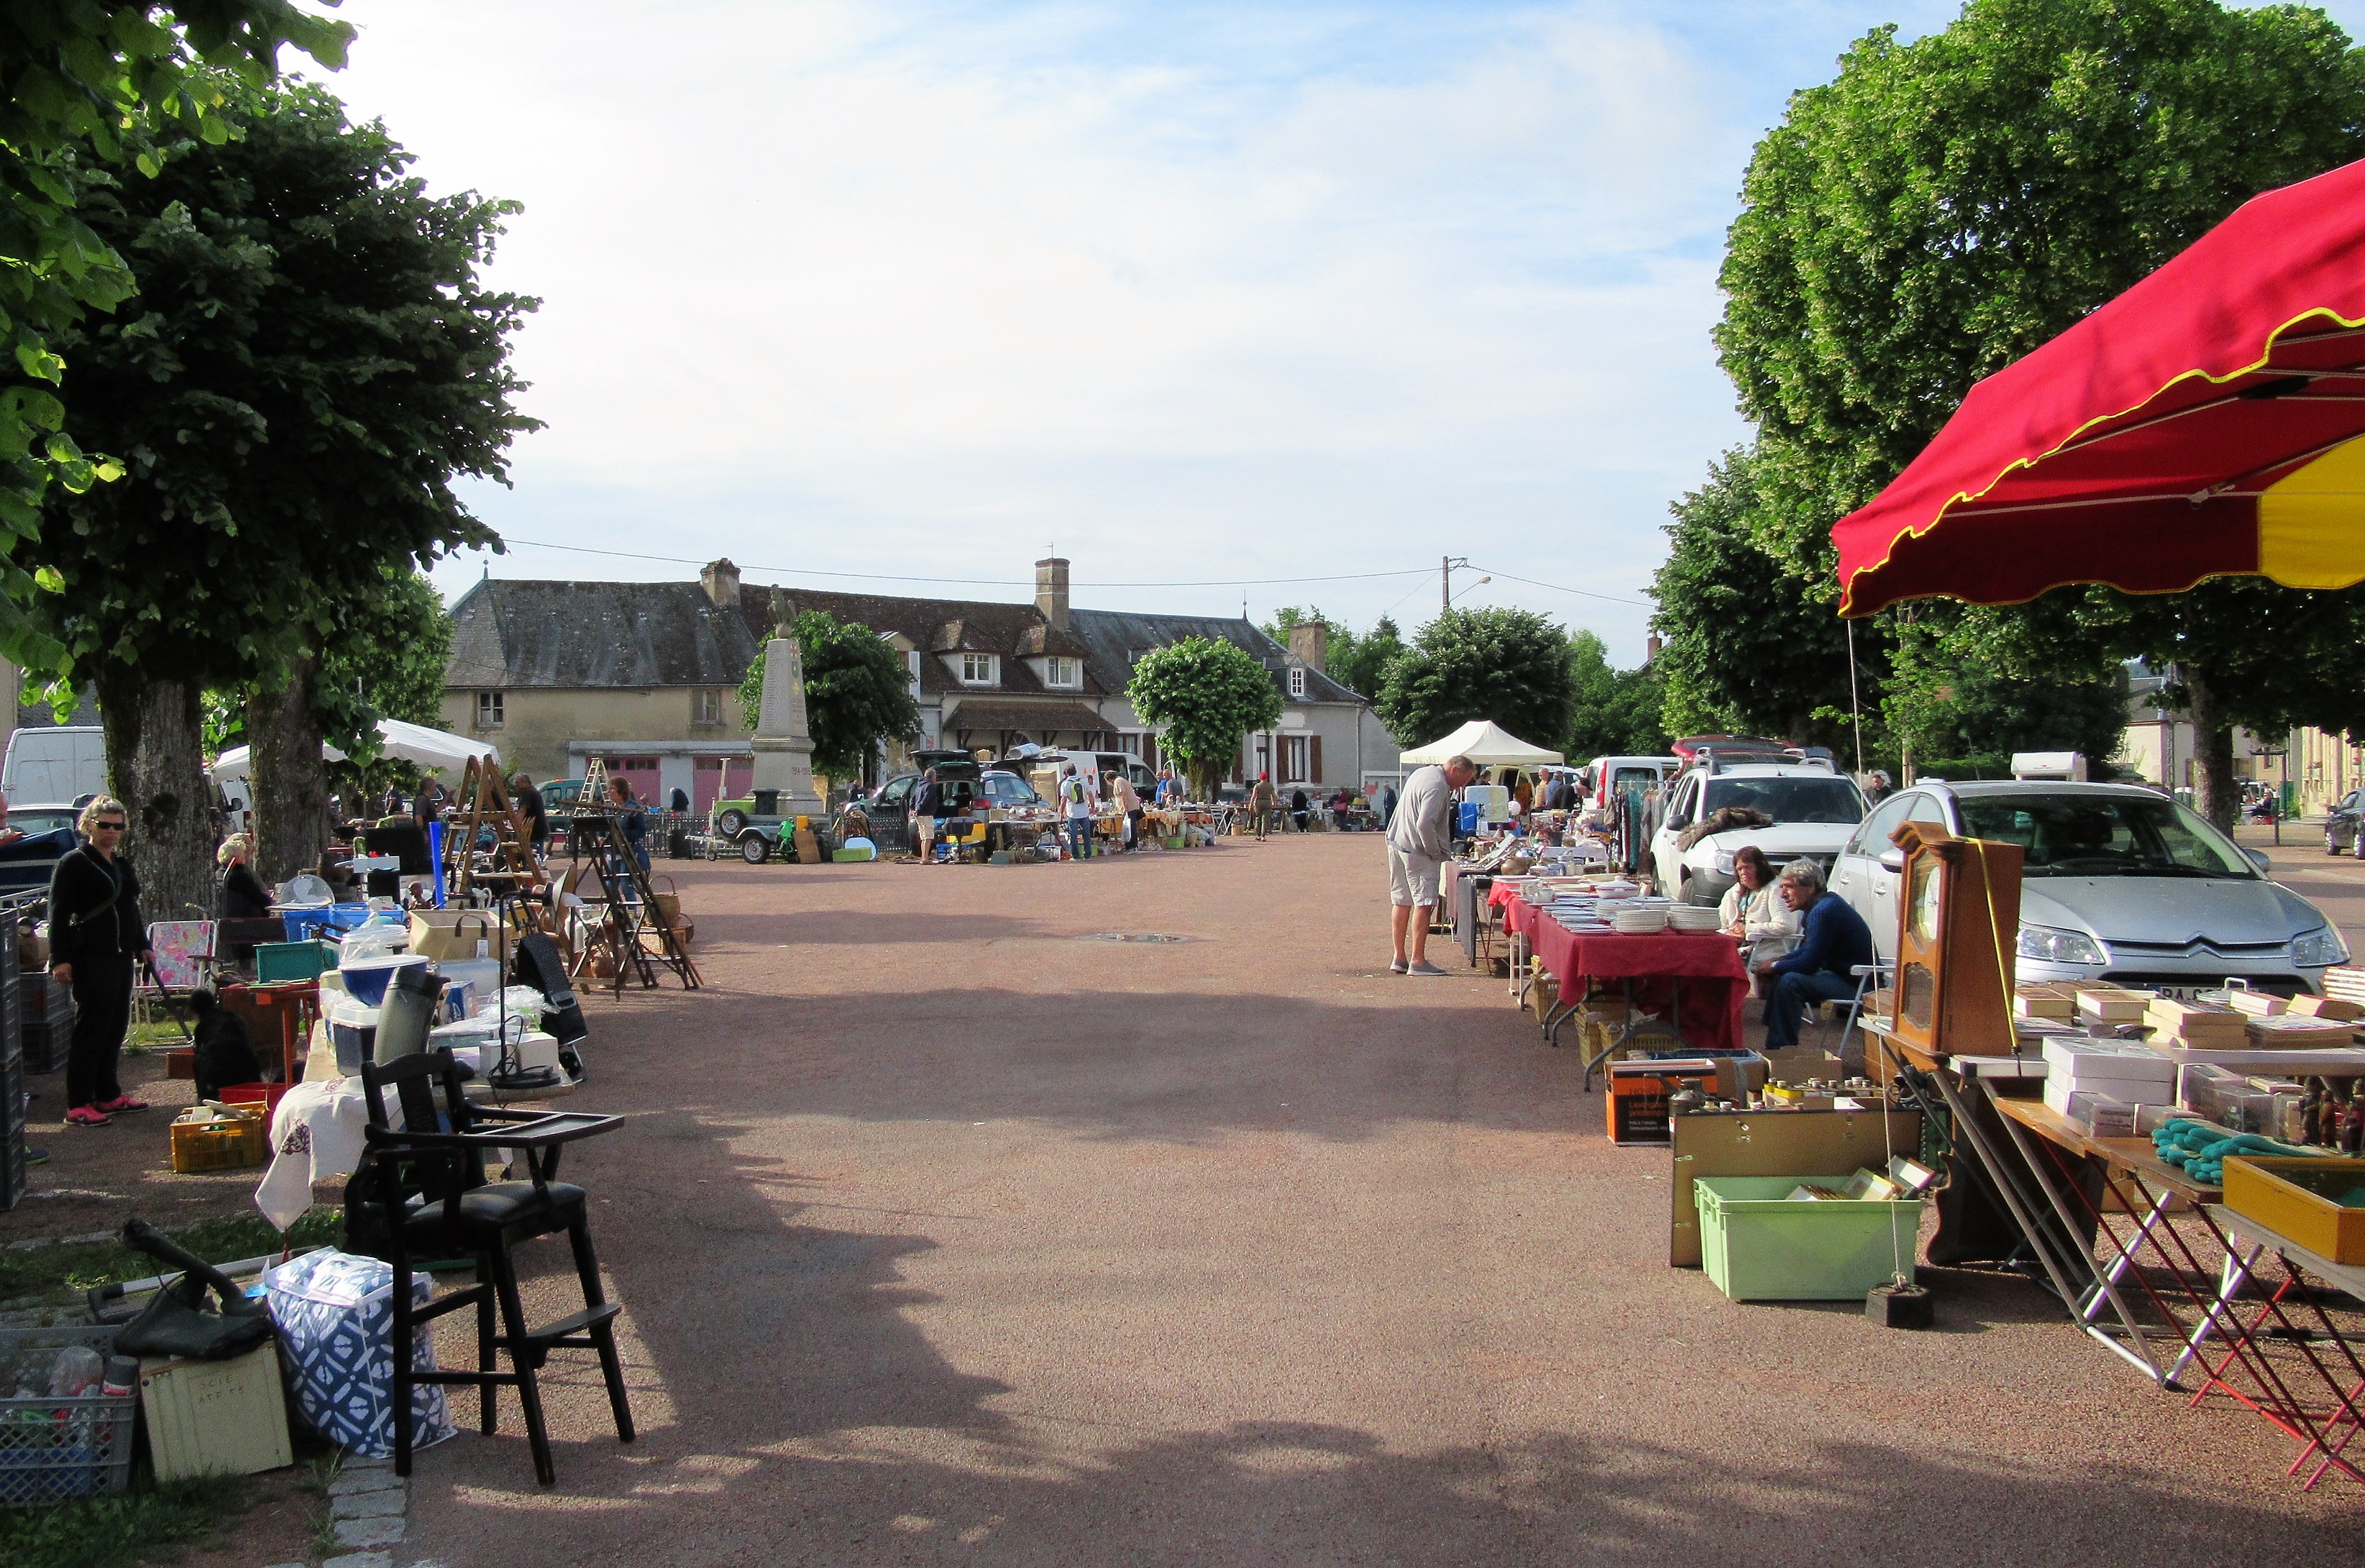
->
<box><xmin>64</xmin><ymin>1106</ymin><xmax>111</xmax><ymax>1127</ymax></box>
<box><xmin>93</xmin><ymin>1095</ymin><xmax>149</xmax><ymax>1114</ymax></box>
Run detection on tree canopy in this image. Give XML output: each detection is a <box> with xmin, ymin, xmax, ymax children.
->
<box><xmin>28</xmin><ymin>82</ymin><xmax>533</xmax><ymax>902</ymax></box>
<box><xmin>1375</xmin><ymin>607</ymin><xmax>1576</xmax><ymax>752</ymax></box>
<box><xmin>1664</xmin><ymin>0</ymin><xmax>2365</xmax><ymax>819</ymax></box>
<box><xmin>736</xmin><ymin>609</ymin><xmax>920</xmax><ymax>784</ymax></box>
<box><xmin>0</xmin><ymin>3</ymin><xmax>351</xmax><ymax>663</ymax></box>
<box><xmin>1127</xmin><ymin>636</ymin><xmax>1282</xmax><ymax>796</ymax></box>
<box><xmin>1564</xmin><ymin>630</ymin><xmax>1670</xmax><ymax>762</ymax></box>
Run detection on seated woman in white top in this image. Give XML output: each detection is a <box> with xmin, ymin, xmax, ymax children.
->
<box><xmin>1717</xmin><ymin>844</ymin><xmax>1800</xmax><ymax>985</ymax></box>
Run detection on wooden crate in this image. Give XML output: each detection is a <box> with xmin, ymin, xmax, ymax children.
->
<box><xmin>2223</xmin><ymin>1155</ymin><xmax>2365</xmax><ymax>1263</ymax></box>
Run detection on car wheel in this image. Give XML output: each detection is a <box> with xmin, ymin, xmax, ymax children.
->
<box><xmin>739</xmin><ymin>832</ymin><xmax>770</xmax><ymax>865</ymax></box>
<box><xmin>718</xmin><ymin>809</ymin><xmax>748</xmax><ymax>836</ymax></box>
<box><xmin>2329</xmin><ymin>831</ymin><xmax>2344</xmax><ymax>856</ymax></box>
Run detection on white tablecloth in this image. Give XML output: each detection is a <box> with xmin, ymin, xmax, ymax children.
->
<box><xmin>255</xmin><ymin>1078</ymin><xmax>371</xmax><ymax>1231</ymax></box>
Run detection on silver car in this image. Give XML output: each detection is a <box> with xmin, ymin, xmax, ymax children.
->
<box><xmin>1829</xmin><ymin>781</ymin><xmax>2348</xmax><ymax>996</ymax></box>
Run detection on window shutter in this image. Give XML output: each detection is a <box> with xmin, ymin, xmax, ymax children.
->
<box><xmin>1310</xmin><ymin>735</ymin><xmax>1323</xmax><ymax>784</ymax></box>
<box><xmin>1144</xmin><ymin>733</ymin><xmax>1159</xmax><ymax>770</ymax></box>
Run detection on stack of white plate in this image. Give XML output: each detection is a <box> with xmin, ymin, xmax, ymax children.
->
<box><xmin>1612</xmin><ymin>907</ymin><xmax>1670</xmax><ymax>934</ymax></box>
<box><xmin>1668</xmin><ymin>906</ymin><xmax>1725</xmax><ymax>933</ymax></box>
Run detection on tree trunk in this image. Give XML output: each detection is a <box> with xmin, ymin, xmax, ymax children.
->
<box><xmin>2184</xmin><ymin>661</ymin><xmax>2239</xmax><ymax>831</ymax></box>
<box><xmin>96</xmin><ymin>667</ymin><xmax>216</xmax><ymax>923</ymax></box>
<box><xmin>249</xmin><ymin>654</ymin><xmax>332</xmax><ymax>887</ymax></box>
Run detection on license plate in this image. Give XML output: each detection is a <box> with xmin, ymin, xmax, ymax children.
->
<box><xmin>2149</xmin><ymin>984</ymin><xmax>2204</xmax><ymax>1001</ymax></box>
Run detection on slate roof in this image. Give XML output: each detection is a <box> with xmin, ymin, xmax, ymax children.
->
<box><xmin>445</xmin><ymin>580</ymin><xmax>759</xmax><ymax>688</ymax></box>
<box><xmin>445</xmin><ymin>577</ymin><xmax>1369</xmax><ymax>709</ymax></box>
<box><xmin>1064</xmin><ymin>609</ymin><xmax>1366</xmax><ymax>705</ymax></box>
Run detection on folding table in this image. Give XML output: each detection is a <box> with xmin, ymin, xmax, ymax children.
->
<box><xmin>1522</xmin><ymin>916</ymin><xmax>1747</xmax><ymax>1088</ymax></box>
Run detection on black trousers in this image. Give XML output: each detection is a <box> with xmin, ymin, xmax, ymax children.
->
<box><xmin>66</xmin><ymin>954</ymin><xmax>134</xmax><ymax>1110</ymax></box>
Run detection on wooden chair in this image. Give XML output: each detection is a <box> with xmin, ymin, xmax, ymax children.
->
<box><xmin>346</xmin><ymin>1048</ymin><xmax>632</xmax><ymax>1484</ymax></box>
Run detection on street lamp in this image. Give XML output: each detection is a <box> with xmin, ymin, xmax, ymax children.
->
<box><xmin>1441</xmin><ymin>557</ymin><xmax>1490</xmax><ymax>610</ymax></box>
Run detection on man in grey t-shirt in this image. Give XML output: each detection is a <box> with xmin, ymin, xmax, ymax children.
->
<box><xmin>1386</xmin><ymin>754</ymin><xmax>1477</xmax><ymax>975</ymax></box>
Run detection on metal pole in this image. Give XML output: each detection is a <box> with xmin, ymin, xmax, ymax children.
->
<box><xmin>1442</xmin><ymin>554</ymin><xmax>1451</xmax><ymax>615</ymax></box>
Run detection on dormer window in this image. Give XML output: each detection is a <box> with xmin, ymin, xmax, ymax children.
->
<box><xmin>1046</xmin><ymin>657</ymin><xmax>1080</xmax><ymax>689</ymax></box>
<box><xmin>960</xmin><ymin>652</ymin><xmax>997</xmax><ymax>686</ymax></box>
<box><xmin>1288</xmin><ymin>666</ymin><xmax>1308</xmax><ymax>699</ymax></box>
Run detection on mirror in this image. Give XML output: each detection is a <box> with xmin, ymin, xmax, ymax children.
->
<box><xmin>2245</xmin><ymin>847</ymin><xmax>2271</xmax><ymax>873</ymax></box>
<box><xmin>1878</xmin><ymin>848</ymin><xmax>1905</xmax><ymax>874</ymax></box>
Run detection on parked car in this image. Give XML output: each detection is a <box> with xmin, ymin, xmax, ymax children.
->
<box><xmin>856</xmin><ymin>760</ymin><xmax>995</xmax><ymax>853</ymax></box>
<box><xmin>1</xmin><ymin>726</ymin><xmax>105</xmax><ymax>805</ymax></box>
<box><xmin>1650</xmin><ymin>755</ymin><xmax>1867</xmax><ymax>907</ymax></box>
<box><xmin>0</xmin><ymin>804</ymin><xmax>79</xmax><ymax>895</ymax></box>
<box><xmin>1829</xmin><ymin>780</ymin><xmax>2346</xmax><ymax>996</ymax></box>
<box><xmin>1579</xmin><ymin>754</ymin><xmax>1681</xmax><ymax>813</ymax></box>
<box><xmin>2325</xmin><ymin>787</ymin><xmax>2364</xmax><ymax>854</ymax></box>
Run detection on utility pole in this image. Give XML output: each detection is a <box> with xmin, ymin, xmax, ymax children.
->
<box><xmin>1442</xmin><ymin>554</ymin><xmax>1451</xmax><ymax>615</ymax></box>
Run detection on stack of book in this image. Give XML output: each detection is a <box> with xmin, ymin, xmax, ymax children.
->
<box><xmin>2145</xmin><ymin>996</ymin><xmax>2249</xmax><ymax>1050</ymax></box>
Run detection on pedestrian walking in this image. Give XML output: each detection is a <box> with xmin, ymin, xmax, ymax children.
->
<box><xmin>1386</xmin><ymin>754</ymin><xmax>1477</xmax><ymax>976</ymax></box>
<box><xmin>1059</xmin><ymin>764</ymin><xmax>1093</xmax><ymax>859</ymax></box>
<box><xmin>48</xmin><ymin>796</ymin><xmax>153</xmax><ymax>1126</ymax></box>
<box><xmin>1250</xmin><ymin>773</ymin><xmax>1278</xmax><ymax>839</ymax></box>
<box><xmin>914</xmin><ymin>768</ymin><xmax>944</xmax><ymax>863</ymax></box>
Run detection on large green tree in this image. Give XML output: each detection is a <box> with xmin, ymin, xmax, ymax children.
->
<box><xmin>1375</xmin><ymin>607</ymin><xmax>1577</xmax><ymax>751</ymax></box>
<box><xmin>1127</xmin><ymin>636</ymin><xmax>1283</xmax><ymax>798</ymax></box>
<box><xmin>30</xmin><ymin>83</ymin><xmax>534</xmax><ymax>905</ymax></box>
<box><xmin>1564</xmin><ymin>630</ymin><xmax>1671</xmax><ymax>761</ymax></box>
<box><xmin>0</xmin><ymin>3</ymin><xmax>350</xmax><ymax>663</ymax></box>
<box><xmin>736</xmin><ymin>608</ymin><xmax>921</xmax><ymax>786</ymax></box>
<box><xmin>1881</xmin><ymin>607</ymin><xmax>2130</xmax><ymax>777</ymax></box>
<box><xmin>1684</xmin><ymin>0</ymin><xmax>2365</xmax><ymax>824</ymax></box>
<box><xmin>1332</xmin><ymin>614</ymin><xmax>1403</xmax><ymax>703</ymax></box>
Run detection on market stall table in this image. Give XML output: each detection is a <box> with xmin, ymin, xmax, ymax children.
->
<box><xmin>1510</xmin><ymin>898</ymin><xmax>1748</xmax><ymax>1086</ymax></box>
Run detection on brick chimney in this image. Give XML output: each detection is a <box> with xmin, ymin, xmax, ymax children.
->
<box><xmin>1646</xmin><ymin>632</ymin><xmax>1663</xmax><ymax>664</ymax></box>
<box><xmin>1288</xmin><ymin>621</ymin><xmax>1326</xmax><ymax>674</ymax></box>
<box><xmin>700</xmin><ymin>558</ymin><xmax>741</xmax><ymax>610</ymax></box>
<box><xmin>1035</xmin><ymin>557</ymin><xmax>1071</xmax><ymax>631</ymax></box>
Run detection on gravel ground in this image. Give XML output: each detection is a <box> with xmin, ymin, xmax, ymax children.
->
<box><xmin>95</xmin><ymin>835</ymin><xmax>2365</xmax><ymax>1559</ymax></box>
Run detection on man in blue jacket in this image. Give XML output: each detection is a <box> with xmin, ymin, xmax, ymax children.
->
<box><xmin>1752</xmin><ymin>858</ymin><xmax>1873</xmax><ymax>1050</ymax></box>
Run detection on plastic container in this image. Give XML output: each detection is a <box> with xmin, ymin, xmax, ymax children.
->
<box><xmin>434</xmin><ymin>958</ymin><xmax>502</xmax><ymax>1010</ymax></box>
<box><xmin>280</xmin><ymin>903</ymin><xmax>372</xmax><ymax>943</ymax></box>
<box><xmin>0</xmin><ymin>1328</ymin><xmax>135</xmax><ymax>1505</ymax></box>
<box><xmin>374</xmin><ymin>965</ymin><xmax>446</xmax><ymax>1064</ymax></box>
<box><xmin>1694</xmin><ymin>1176</ymin><xmax>1923</xmax><ymax>1301</ymax></box>
<box><xmin>328</xmin><ymin>1000</ymin><xmax>379</xmax><ymax>1075</ymax></box>
<box><xmin>255</xmin><ymin>938</ymin><xmax>338</xmax><ymax>983</ymax></box>
<box><xmin>339</xmin><ymin>952</ymin><xmax>427</xmax><ymax>1007</ymax></box>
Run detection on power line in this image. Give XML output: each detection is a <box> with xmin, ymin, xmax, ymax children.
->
<box><xmin>486</xmin><ymin>536</ymin><xmax>1433</xmax><ymax>592</ymax></box>
<box><xmin>1466</xmin><ymin>565</ymin><xmax>1651</xmax><ymax>609</ymax></box>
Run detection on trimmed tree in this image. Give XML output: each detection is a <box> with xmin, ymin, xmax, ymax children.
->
<box><xmin>28</xmin><ymin>84</ymin><xmax>532</xmax><ymax>906</ymax></box>
<box><xmin>1375</xmin><ymin>607</ymin><xmax>1576</xmax><ymax>753</ymax></box>
<box><xmin>1127</xmin><ymin>636</ymin><xmax>1282</xmax><ymax>799</ymax></box>
<box><xmin>1565</xmin><ymin>630</ymin><xmax>1670</xmax><ymax>761</ymax></box>
<box><xmin>736</xmin><ymin>608</ymin><xmax>921</xmax><ymax>788</ymax></box>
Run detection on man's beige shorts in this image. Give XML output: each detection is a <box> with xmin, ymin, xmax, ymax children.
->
<box><xmin>1388</xmin><ymin>844</ymin><xmax>1443</xmax><ymax>907</ymax></box>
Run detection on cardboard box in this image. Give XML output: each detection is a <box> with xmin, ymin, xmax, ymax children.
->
<box><xmin>140</xmin><ymin>1342</ymin><xmax>293</xmax><ymax>1482</ymax></box>
<box><xmin>409</xmin><ymin>909</ymin><xmax>509</xmax><ymax>963</ymax></box>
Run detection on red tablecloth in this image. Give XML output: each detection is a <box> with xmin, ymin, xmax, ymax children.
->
<box><xmin>1517</xmin><ymin>908</ymin><xmax>1748</xmax><ymax>1053</ymax></box>
<box><xmin>1487</xmin><ymin>878</ymin><xmax>1526</xmax><ymax>911</ymax></box>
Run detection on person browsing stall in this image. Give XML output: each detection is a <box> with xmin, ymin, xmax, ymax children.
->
<box><xmin>1111</xmin><ymin>771</ymin><xmax>1142</xmax><ymax>851</ymax></box>
<box><xmin>1386</xmin><ymin>753</ymin><xmax>1478</xmax><ymax>976</ymax></box>
<box><xmin>511</xmin><ymin>772</ymin><xmax>549</xmax><ymax>856</ymax></box>
<box><xmin>1059</xmin><ymin>764</ymin><xmax>1093</xmax><ymax>860</ymax></box>
<box><xmin>217</xmin><ymin>833</ymin><xmax>270</xmax><ymax>920</ymax></box>
<box><xmin>913</xmin><ymin>768</ymin><xmax>945</xmax><ymax>863</ymax></box>
<box><xmin>48</xmin><ymin>797</ymin><xmax>153</xmax><ymax>1127</ymax></box>
<box><xmin>1753</xmin><ymin>858</ymin><xmax>1873</xmax><ymax>1050</ymax></box>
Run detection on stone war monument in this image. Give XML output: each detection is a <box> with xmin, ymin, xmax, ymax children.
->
<box><xmin>751</xmin><ymin>629</ymin><xmax>825</xmax><ymax>819</ymax></box>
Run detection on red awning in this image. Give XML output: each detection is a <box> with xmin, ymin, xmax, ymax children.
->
<box><xmin>1834</xmin><ymin>158</ymin><xmax>2365</xmax><ymax>617</ymax></box>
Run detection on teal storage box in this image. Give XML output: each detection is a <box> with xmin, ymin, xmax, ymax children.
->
<box><xmin>255</xmin><ymin>940</ymin><xmax>337</xmax><ymax>983</ymax></box>
<box><xmin>1694</xmin><ymin>1176</ymin><xmax>1921</xmax><ymax>1301</ymax></box>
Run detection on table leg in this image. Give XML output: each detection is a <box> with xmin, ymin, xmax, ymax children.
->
<box><xmin>2164</xmin><ymin>1240</ymin><xmax>2265</xmax><ymax>1386</ymax></box>
<box><xmin>1989</xmin><ymin>1105</ymin><xmax>2167</xmax><ymax>1382</ymax></box>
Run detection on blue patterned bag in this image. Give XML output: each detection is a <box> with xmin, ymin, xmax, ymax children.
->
<box><xmin>263</xmin><ymin>1249</ymin><xmax>453</xmax><ymax>1457</ymax></box>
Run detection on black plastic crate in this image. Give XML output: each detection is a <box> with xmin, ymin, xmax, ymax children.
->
<box><xmin>0</xmin><ymin>1052</ymin><xmax>24</xmax><ymax>1211</ymax></box>
<box><xmin>20</xmin><ymin>1009</ymin><xmax>69</xmax><ymax>1075</ymax></box>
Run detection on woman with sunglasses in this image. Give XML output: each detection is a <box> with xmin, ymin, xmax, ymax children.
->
<box><xmin>47</xmin><ymin>796</ymin><xmax>154</xmax><ymax>1127</ymax></box>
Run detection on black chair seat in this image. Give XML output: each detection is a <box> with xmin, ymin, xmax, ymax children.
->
<box><xmin>406</xmin><ymin>1180</ymin><xmax>585</xmax><ymax>1238</ymax></box>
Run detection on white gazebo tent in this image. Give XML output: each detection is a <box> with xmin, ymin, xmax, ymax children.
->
<box><xmin>1396</xmin><ymin>720</ymin><xmax>1564</xmax><ymax>768</ymax></box>
<box><xmin>209</xmin><ymin>718</ymin><xmax>499</xmax><ymax>780</ymax></box>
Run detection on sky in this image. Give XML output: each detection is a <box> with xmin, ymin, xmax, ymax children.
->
<box><xmin>319</xmin><ymin>1</ymin><xmax>2365</xmax><ymax>663</ymax></box>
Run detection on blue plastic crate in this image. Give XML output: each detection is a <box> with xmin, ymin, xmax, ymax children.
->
<box><xmin>280</xmin><ymin>904</ymin><xmax>372</xmax><ymax>943</ymax></box>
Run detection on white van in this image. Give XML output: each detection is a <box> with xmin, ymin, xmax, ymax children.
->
<box><xmin>2</xmin><ymin>726</ymin><xmax>106</xmax><ymax>804</ymax></box>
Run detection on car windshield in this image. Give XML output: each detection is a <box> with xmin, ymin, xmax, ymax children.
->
<box><xmin>1955</xmin><ymin>793</ymin><xmax>2255</xmax><ymax>878</ymax></box>
<box><xmin>1701</xmin><ymin>777</ymin><xmax>1864</xmax><ymax>826</ymax></box>
<box><xmin>8</xmin><ymin>811</ymin><xmax>75</xmax><ymax>835</ymax></box>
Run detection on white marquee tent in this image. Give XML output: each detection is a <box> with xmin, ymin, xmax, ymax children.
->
<box><xmin>1396</xmin><ymin>720</ymin><xmax>1565</xmax><ymax>768</ymax></box>
<box><xmin>209</xmin><ymin>718</ymin><xmax>498</xmax><ymax>780</ymax></box>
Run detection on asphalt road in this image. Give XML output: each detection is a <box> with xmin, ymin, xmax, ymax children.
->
<box><xmin>405</xmin><ymin>835</ymin><xmax>2358</xmax><ymax>1565</ymax></box>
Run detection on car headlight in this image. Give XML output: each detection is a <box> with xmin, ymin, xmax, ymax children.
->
<box><xmin>2293</xmin><ymin>925</ymin><xmax>2350</xmax><ymax>967</ymax></box>
<box><xmin>2018</xmin><ymin>923</ymin><xmax>2107</xmax><ymax>966</ymax></box>
<box><xmin>1711</xmin><ymin>848</ymin><xmax>1736</xmax><ymax>876</ymax></box>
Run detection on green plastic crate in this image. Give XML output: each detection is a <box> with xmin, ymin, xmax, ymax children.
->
<box><xmin>1694</xmin><ymin>1176</ymin><xmax>1921</xmax><ymax>1301</ymax></box>
<box><xmin>254</xmin><ymin>939</ymin><xmax>337</xmax><ymax>983</ymax></box>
